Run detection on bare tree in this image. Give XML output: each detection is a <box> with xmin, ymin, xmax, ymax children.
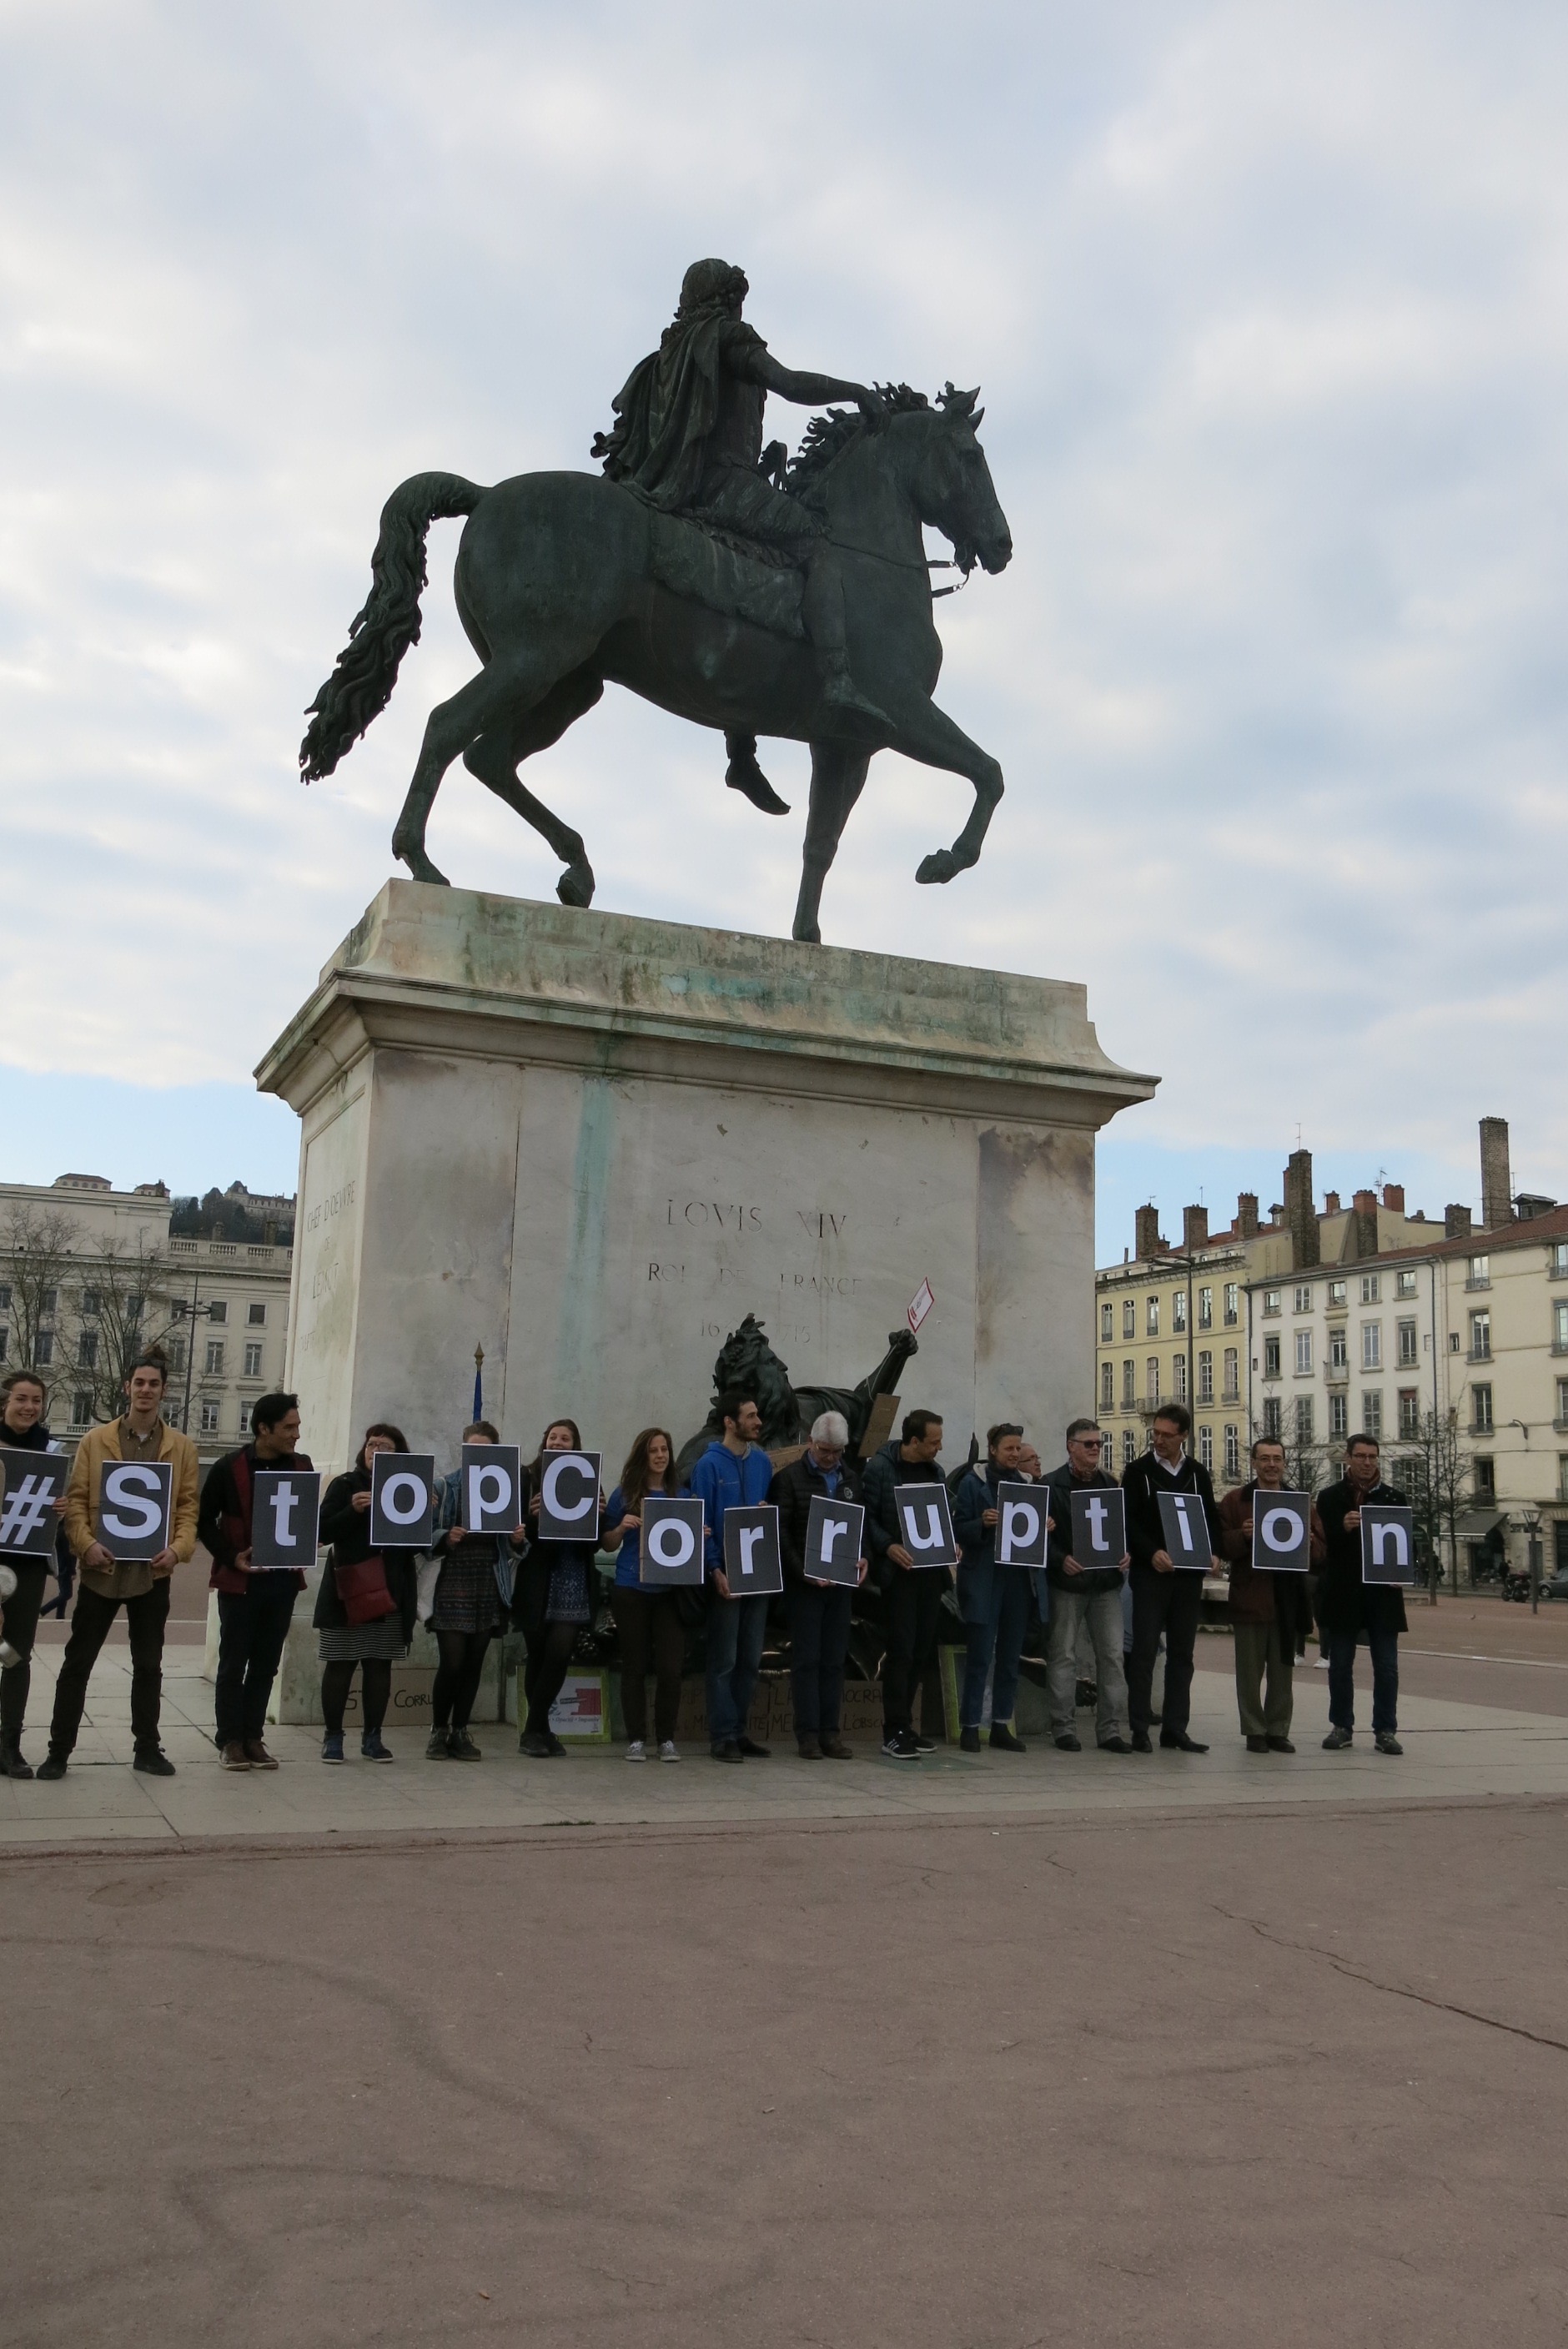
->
<box><xmin>68</xmin><ymin>1237</ymin><xmax>178</xmax><ymax>1426</ymax></box>
<box><xmin>0</xmin><ymin>1203</ymin><xmax>82</xmax><ymax>1380</ymax></box>
<box><xmin>1393</xmin><ymin>1406</ymin><xmax>1472</xmax><ymax>1600</ymax></box>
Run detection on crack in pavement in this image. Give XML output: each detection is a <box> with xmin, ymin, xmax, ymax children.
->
<box><xmin>1212</xmin><ymin>1904</ymin><xmax>1568</xmax><ymax>2055</ymax></box>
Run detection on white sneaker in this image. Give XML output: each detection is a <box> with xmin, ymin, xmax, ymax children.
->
<box><xmin>626</xmin><ymin>1739</ymin><xmax>647</xmax><ymax>1763</ymax></box>
<box><xmin>659</xmin><ymin>1740</ymin><xmax>681</xmax><ymax>1763</ymax></box>
<box><xmin>1314</xmin><ymin>1656</ymin><xmax>1330</xmax><ymax>1670</ymax></box>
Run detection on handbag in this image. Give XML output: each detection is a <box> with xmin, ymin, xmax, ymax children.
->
<box><xmin>334</xmin><ymin>1554</ymin><xmax>398</xmax><ymax>1626</ymax></box>
<box><xmin>415</xmin><ymin>1553</ymin><xmax>442</xmax><ymax>1625</ymax></box>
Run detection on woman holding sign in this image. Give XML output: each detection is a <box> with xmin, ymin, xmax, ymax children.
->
<box><xmin>428</xmin><ymin>1420</ymin><xmax>523</xmax><ymax>1761</ymax></box>
<box><xmin>602</xmin><ymin>1427</ymin><xmax>687</xmax><ymax>1762</ymax></box>
<box><xmin>0</xmin><ymin>1369</ymin><xmax>70</xmax><ymax>1778</ymax></box>
<box><xmin>518</xmin><ymin>1418</ymin><xmax>605</xmax><ymax>1759</ymax></box>
<box><xmin>316</xmin><ymin>1425</ymin><xmax>422</xmax><ymax>1763</ymax></box>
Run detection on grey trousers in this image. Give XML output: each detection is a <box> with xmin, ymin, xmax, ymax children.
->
<box><xmin>1234</xmin><ymin>1620</ymin><xmax>1294</xmax><ymax>1738</ymax></box>
<box><xmin>1048</xmin><ymin>1585</ymin><xmax>1129</xmax><ymax>1743</ymax></box>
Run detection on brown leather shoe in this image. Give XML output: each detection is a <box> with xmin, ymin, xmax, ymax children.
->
<box><xmin>244</xmin><ymin>1740</ymin><xmax>280</xmax><ymax>1771</ymax></box>
<box><xmin>796</xmin><ymin>1735</ymin><xmax>823</xmax><ymax>1759</ymax></box>
<box><xmin>818</xmin><ymin>1733</ymin><xmax>853</xmax><ymax>1760</ymax></box>
<box><xmin>220</xmin><ymin>1741</ymin><xmax>251</xmax><ymax>1771</ymax></box>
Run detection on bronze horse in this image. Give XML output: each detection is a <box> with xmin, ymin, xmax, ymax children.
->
<box><xmin>300</xmin><ymin>388</ymin><xmax>1013</xmax><ymax>943</ymax></box>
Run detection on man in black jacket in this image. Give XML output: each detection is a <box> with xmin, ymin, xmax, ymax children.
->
<box><xmin>197</xmin><ymin>1393</ymin><xmax>313</xmax><ymax>1771</ymax></box>
<box><xmin>1043</xmin><ymin>1418</ymin><xmax>1132</xmax><ymax>1753</ymax></box>
<box><xmin>769</xmin><ymin>1412</ymin><xmax>867</xmax><ymax>1760</ymax></box>
<box><xmin>1123</xmin><ymin>1403</ymin><xmax>1220</xmax><ymax>1753</ymax></box>
<box><xmin>1316</xmin><ymin>1435</ymin><xmax>1408</xmax><ymax>1755</ymax></box>
<box><xmin>861</xmin><ymin>1408</ymin><xmax>947</xmax><ymax>1758</ymax></box>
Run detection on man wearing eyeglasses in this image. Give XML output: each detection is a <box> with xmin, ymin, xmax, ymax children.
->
<box><xmin>1042</xmin><ymin>1418</ymin><xmax>1133</xmax><ymax>1753</ymax></box>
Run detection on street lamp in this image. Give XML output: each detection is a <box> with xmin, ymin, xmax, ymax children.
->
<box><xmin>1515</xmin><ymin>1502</ymin><xmax>1543</xmax><ymax>1615</ymax></box>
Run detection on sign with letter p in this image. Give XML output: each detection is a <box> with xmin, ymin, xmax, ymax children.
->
<box><xmin>640</xmin><ymin>1494</ymin><xmax>706</xmax><ymax>1587</ymax></box>
<box><xmin>535</xmin><ymin>1451</ymin><xmax>601</xmax><ymax>1542</ymax></box>
<box><xmin>251</xmin><ymin>1469</ymin><xmax>322</xmax><ymax>1569</ymax></box>
<box><xmin>462</xmin><ymin>1443</ymin><xmax>522</xmax><ymax>1535</ymax></box>
<box><xmin>1251</xmin><ymin>1491</ymin><xmax>1310</xmax><ymax>1573</ymax></box>
<box><xmin>96</xmin><ymin>1457</ymin><xmax>173</xmax><ymax>1563</ymax></box>
<box><xmin>994</xmin><ymin>1481</ymin><xmax>1049</xmax><ymax>1567</ymax></box>
<box><xmin>0</xmin><ymin>1446</ymin><xmax>68</xmax><ymax>1557</ymax></box>
<box><xmin>1068</xmin><ymin>1486</ymin><xmax>1127</xmax><ymax>1572</ymax></box>
<box><xmin>1361</xmin><ymin>1502</ymin><xmax>1415</xmax><ymax>1586</ymax></box>
<box><xmin>722</xmin><ymin>1503</ymin><xmax>782</xmax><ymax>1596</ymax></box>
<box><xmin>369</xmin><ymin>1451</ymin><xmax>435</xmax><ymax>1550</ymax></box>
<box><xmin>806</xmin><ymin>1495</ymin><xmax>866</xmax><ymax>1587</ymax></box>
<box><xmin>1157</xmin><ymin>1490</ymin><xmax>1213</xmax><ymax>1572</ymax></box>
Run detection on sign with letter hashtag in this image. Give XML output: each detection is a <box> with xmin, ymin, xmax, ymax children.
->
<box><xmin>0</xmin><ymin>1447</ymin><xmax>68</xmax><ymax>1557</ymax></box>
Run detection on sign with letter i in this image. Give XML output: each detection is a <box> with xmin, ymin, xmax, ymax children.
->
<box><xmin>1156</xmin><ymin>1490</ymin><xmax>1213</xmax><ymax>1572</ymax></box>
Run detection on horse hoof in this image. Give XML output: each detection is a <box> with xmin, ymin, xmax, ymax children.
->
<box><xmin>394</xmin><ymin>838</ymin><xmax>450</xmax><ymax>886</ymax></box>
<box><xmin>792</xmin><ymin>920</ymin><xmax>822</xmax><ymax>945</ymax></box>
<box><xmin>916</xmin><ymin>850</ymin><xmax>958</xmax><ymax>886</ymax></box>
<box><xmin>557</xmin><ymin>864</ymin><xmax>596</xmax><ymax>909</ymax></box>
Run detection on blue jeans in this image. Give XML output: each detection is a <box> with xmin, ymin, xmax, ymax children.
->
<box><xmin>706</xmin><ymin>1592</ymin><xmax>769</xmax><ymax>1748</ymax></box>
<box><xmin>1328</xmin><ymin>1626</ymin><xmax>1399</xmax><ymax>1735</ymax></box>
<box><xmin>957</xmin><ymin>1559</ymin><xmax>1030</xmax><ymax>1730</ymax></box>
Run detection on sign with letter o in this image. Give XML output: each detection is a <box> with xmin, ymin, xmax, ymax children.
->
<box><xmin>369</xmin><ymin>1451</ymin><xmax>435</xmax><ymax>1549</ymax></box>
<box><xmin>1251</xmin><ymin>1491</ymin><xmax>1310</xmax><ymax>1573</ymax></box>
<box><xmin>640</xmin><ymin>1494</ymin><xmax>706</xmax><ymax>1587</ymax></box>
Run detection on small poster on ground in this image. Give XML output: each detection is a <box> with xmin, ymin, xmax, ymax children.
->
<box><xmin>95</xmin><ymin>1456</ymin><xmax>173</xmax><ymax>1563</ymax></box>
<box><xmin>805</xmin><ymin>1494</ymin><xmax>866</xmax><ymax>1587</ymax></box>
<box><xmin>1360</xmin><ymin>1502</ymin><xmax>1416</xmax><ymax>1586</ymax></box>
<box><xmin>1069</xmin><ymin>1486</ymin><xmax>1127</xmax><ymax>1572</ymax></box>
<box><xmin>0</xmin><ymin>1446</ymin><xmax>68</xmax><ymax>1556</ymax></box>
<box><xmin>369</xmin><ymin>1451</ymin><xmax>436</xmax><ymax>1550</ymax></box>
<box><xmin>548</xmin><ymin>1669</ymin><xmax>611</xmax><ymax>1743</ymax></box>
<box><xmin>1157</xmin><ymin>1489</ymin><xmax>1214</xmax><ymax>1572</ymax></box>
<box><xmin>250</xmin><ymin>1469</ymin><xmax>322</xmax><ymax>1569</ymax></box>
<box><xmin>893</xmin><ymin>1481</ymin><xmax>958</xmax><ymax>1568</ymax></box>
<box><xmin>722</xmin><ymin>1503</ymin><xmax>782</xmax><ymax>1596</ymax></box>
<box><xmin>461</xmin><ymin>1443</ymin><xmax>523</xmax><ymax>1534</ymax></box>
<box><xmin>535</xmin><ymin>1450</ymin><xmax>602</xmax><ymax>1542</ymax></box>
<box><xmin>1251</xmin><ymin>1491</ymin><xmax>1311</xmax><ymax>1573</ymax></box>
<box><xmin>994</xmin><ymin>1480</ymin><xmax>1050</xmax><ymax>1567</ymax></box>
<box><xmin>640</xmin><ymin>1494</ymin><xmax>706</xmax><ymax>1587</ymax></box>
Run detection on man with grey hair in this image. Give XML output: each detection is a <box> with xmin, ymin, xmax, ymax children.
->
<box><xmin>769</xmin><ymin>1413</ymin><xmax>867</xmax><ymax>1760</ymax></box>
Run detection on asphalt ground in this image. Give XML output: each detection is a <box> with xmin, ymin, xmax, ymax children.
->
<box><xmin>6</xmin><ymin>1788</ymin><xmax>1568</xmax><ymax>2349</ymax></box>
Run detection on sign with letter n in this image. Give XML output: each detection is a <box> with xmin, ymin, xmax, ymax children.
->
<box><xmin>250</xmin><ymin>1470</ymin><xmax>322</xmax><ymax>1570</ymax></box>
<box><xmin>641</xmin><ymin>1495</ymin><xmax>706</xmax><ymax>1587</ymax></box>
<box><xmin>1251</xmin><ymin>1491</ymin><xmax>1310</xmax><ymax>1573</ymax></box>
<box><xmin>0</xmin><ymin>1447</ymin><xmax>68</xmax><ymax>1557</ymax></box>
<box><xmin>1360</xmin><ymin>1502</ymin><xmax>1415</xmax><ymax>1586</ymax></box>
<box><xmin>892</xmin><ymin>1482</ymin><xmax>958</xmax><ymax>1569</ymax></box>
<box><xmin>806</xmin><ymin>1495</ymin><xmax>865</xmax><ymax>1587</ymax></box>
<box><xmin>1157</xmin><ymin>1489</ymin><xmax>1213</xmax><ymax>1572</ymax></box>
<box><xmin>721</xmin><ymin>1503</ymin><xmax>782</xmax><ymax>1596</ymax></box>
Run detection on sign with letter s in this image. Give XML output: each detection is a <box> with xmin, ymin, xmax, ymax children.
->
<box><xmin>250</xmin><ymin>1470</ymin><xmax>322</xmax><ymax>1569</ymax></box>
<box><xmin>640</xmin><ymin>1494</ymin><xmax>706</xmax><ymax>1587</ymax></box>
<box><xmin>535</xmin><ymin>1451</ymin><xmax>602</xmax><ymax>1542</ymax></box>
<box><xmin>369</xmin><ymin>1451</ymin><xmax>436</xmax><ymax>1550</ymax></box>
<box><xmin>96</xmin><ymin>1457</ymin><xmax>173</xmax><ymax>1562</ymax></box>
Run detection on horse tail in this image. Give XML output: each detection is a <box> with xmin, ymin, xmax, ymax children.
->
<box><xmin>299</xmin><ymin>471</ymin><xmax>487</xmax><ymax>780</ymax></box>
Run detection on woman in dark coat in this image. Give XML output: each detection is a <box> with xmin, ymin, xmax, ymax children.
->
<box><xmin>315</xmin><ymin>1424</ymin><xmax>421</xmax><ymax>1763</ymax></box>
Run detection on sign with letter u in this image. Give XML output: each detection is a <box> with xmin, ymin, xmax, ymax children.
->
<box><xmin>892</xmin><ymin>1483</ymin><xmax>958</xmax><ymax>1569</ymax></box>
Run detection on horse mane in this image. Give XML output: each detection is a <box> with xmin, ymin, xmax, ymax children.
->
<box><xmin>784</xmin><ymin>382</ymin><xmax>932</xmax><ymax>505</ymax></box>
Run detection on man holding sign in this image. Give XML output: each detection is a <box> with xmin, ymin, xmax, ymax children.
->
<box><xmin>1123</xmin><ymin>1404</ymin><xmax>1221</xmax><ymax>1753</ymax></box>
<box><xmin>770</xmin><ymin>1413</ymin><xmax>867</xmax><ymax>1759</ymax></box>
<box><xmin>690</xmin><ymin>1392</ymin><xmax>776</xmax><ymax>1763</ymax></box>
<box><xmin>862</xmin><ymin>1409</ymin><xmax>949</xmax><ymax>1759</ymax></box>
<box><xmin>1042</xmin><ymin>1420</ymin><xmax>1133</xmax><ymax>1754</ymax></box>
<box><xmin>1316</xmin><ymin>1435</ymin><xmax>1410</xmax><ymax>1756</ymax></box>
<box><xmin>954</xmin><ymin>1424</ymin><xmax>1033</xmax><ymax>1754</ymax></box>
<box><xmin>1216</xmin><ymin>1438</ymin><xmax>1322</xmax><ymax>1753</ymax></box>
<box><xmin>38</xmin><ymin>1350</ymin><xmax>198</xmax><ymax>1782</ymax></box>
<box><xmin>198</xmin><ymin>1393</ymin><xmax>314</xmax><ymax>1770</ymax></box>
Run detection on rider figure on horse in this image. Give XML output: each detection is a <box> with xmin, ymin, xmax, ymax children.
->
<box><xmin>593</xmin><ymin>257</ymin><xmax>889</xmax><ymax>811</ymax></box>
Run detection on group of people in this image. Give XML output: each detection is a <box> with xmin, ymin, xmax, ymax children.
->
<box><xmin>0</xmin><ymin>1358</ymin><xmax>1407</xmax><ymax>1780</ymax></box>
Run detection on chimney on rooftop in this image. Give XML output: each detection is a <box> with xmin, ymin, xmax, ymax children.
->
<box><xmin>1480</xmin><ymin>1117</ymin><xmax>1511</xmax><ymax>1230</ymax></box>
<box><xmin>1348</xmin><ymin>1189</ymin><xmax>1379</xmax><ymax>1261</ymax></box>
<box><xmin>1382</xmin><ymin>1183</ymin><xmax>1405</xmax><ymax>1214</ymax></box>
<box><xmin>1235</xmin><ymin>1193</ymin><xmax>1259</xmax><ymax>1240</ymax></box>
<box><xmin>1284</xmin><ymin>1148</ymin><xmax>1319</xmax><ymax>1270</ymax></box>
<box><xmin>1182</xmin><ymin>1205</ymin><xmax>1209</xmax><ymax>1252</ymax></box>
<box><xmin>1445</xmin><ymin>1203</ymin><xmax>1473</xmax><ymax>1240</ymax></box>
<box><xmin>1324</xmin><ymin>1190</ymin><xmax>1341</xmax><ymax>1215</ymax></box>
<box><xmin>1134</xmin><ymin>1205</ymin><xmax>1164</xmax><ymax>1260</ymax></box>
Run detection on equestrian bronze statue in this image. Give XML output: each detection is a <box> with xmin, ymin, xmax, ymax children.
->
<box><xmin>300</xmin><ymin>259</ymin><xmax>1013</xmax><ymax>943</ymax></box>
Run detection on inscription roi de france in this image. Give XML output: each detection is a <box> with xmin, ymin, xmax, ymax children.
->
<box><xmin>664</xmin><ymin>1200</ymin><xmax>849</xmax><ymax>1237</ymax></box>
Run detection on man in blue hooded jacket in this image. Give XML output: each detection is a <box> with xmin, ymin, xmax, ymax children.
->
<box><xmin>688</xmin><ymin>1390</ymin><xmax>776</xmax><ymax>1763</ymax></box>
<box><xmin>953</xmin><ymin>1422</ymin><xmax>1033</xmax><ymax>1755</ymax></box>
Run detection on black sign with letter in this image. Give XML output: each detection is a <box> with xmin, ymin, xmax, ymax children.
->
<box><xmin>1360</xmin><ymin>1502</ymin><xmax>1416</xmax><ymax>1586</ymax></box>
<box><xmin>462</xmin><ymin>1443</ymin><xmax>522</xmax><ymax>1535</ymax></box>
<box><xmin>640</xmin><ymin>1494</ymin><xmax>706</xmax><ymax>1587</ymax></box>
<box><xmin>1251</xmin><ymin>1491</ymin><xmax>1310</xmax><ymax>1573</ymax></box>
<box><xmin>892</xmin><ymin>1482</ymin><xmax>958</xmax><ymax>1569</ymax></box>
<box><xmin>722</xmin><ymin>1503</ymin><xmax>783</xmax><ymax>1596</ymax></box>
<box><xmin>994</xmin><ymin>1481</ymin><xmax>1049</xmax><ymax>1567</ymax></box>
<box><xmin>0</xmin><ymin>1446</ymin><xmax>68</xmax><ymax>1557</ymax></box>
<box><xmin>1068</xmin><ymin>1486</ymin><xmax>1127</xmax><ymax>1572</ymax></box>
<box><xmin>369</xmin><ymin>1451</ymin><xmax>435</xmax><ymax>1550</ymax></box>
<box><xmin>250</xmin><ymin>1469</ymin><xmax>322</xmax><ymax>1569</ymax></box>
<box><xmin>1157</xmin><ymin>1489</ymin><xmax>1213</xmax><ymax>1572</ymax></box>
<box><xmin>535</xmin><ymin>1451</ymin><xmax>601</xmax><ymax>1542</ymax></box>
<box><xmin>96</xmin><ymin>1457</ymin><xmax>173</xmax><ymax>1563</ymax></box>
<box><xmin>806</xmin><ymin>1494</ymin><xmax>866</xmax><ymax>1587</ymax></box>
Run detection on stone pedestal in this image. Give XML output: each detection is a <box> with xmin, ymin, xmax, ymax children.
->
<box><xmin>256</xmin><ymin>882</ymin><xmax>1155</xmax><ymax>1481</ymax></box>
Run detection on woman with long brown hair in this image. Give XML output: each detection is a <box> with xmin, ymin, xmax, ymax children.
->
<box><xmin>315</xmin><ymin>1422</ymin><xmax>421</xmax><ymax>1763</ymax></box>
<box><xmin>601</xmin><ymin>1428</ymin><xmax>687</xmax><ymax>1762</ymax></box>
<box><xmin>516</xmin><ymin>1416</ymin><xmax>605</xmax><ymax>1758</ymax></box>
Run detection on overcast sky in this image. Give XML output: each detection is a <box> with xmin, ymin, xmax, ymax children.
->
<box><xmin>3</xmin><ymin>1</ymin><xmax>1565</xmax><ymax>1256</ymax></box>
